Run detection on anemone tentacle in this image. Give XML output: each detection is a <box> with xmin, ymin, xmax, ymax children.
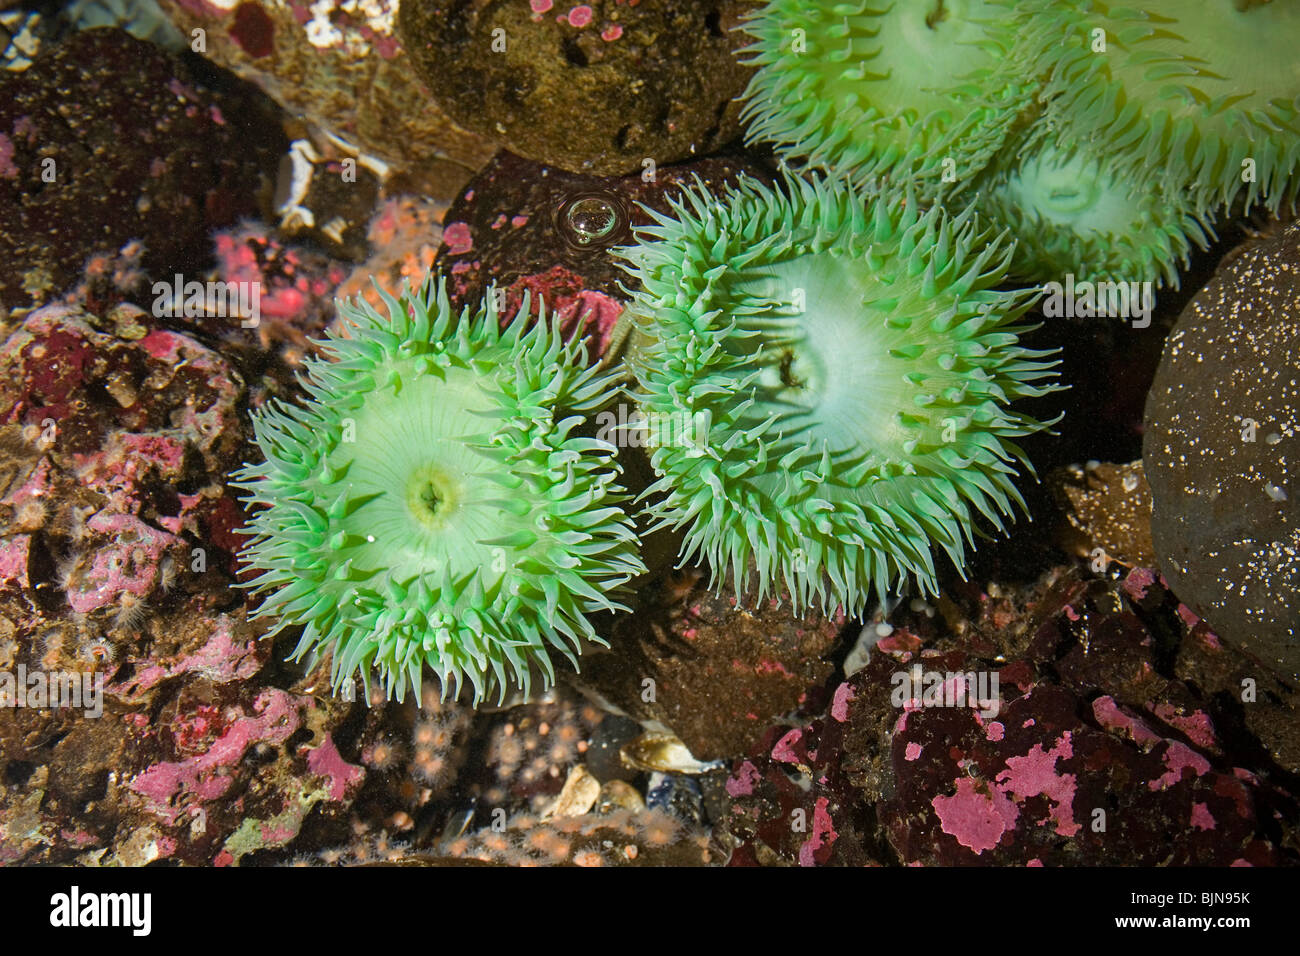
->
<box><xmin>1032</xmin><ymin>0</ymin><xmax>1300</xmax><ymax>215</ymax></box>
<box><xmin>736</xmin><ymin>0</ymin><xmax>1045</xmax><ymax>196</ymax></box>
<box><xmin>234</xmin><ymin>276</ymin><xmax>645</xmax><ymax>705</ymax></box>
<box><xmin>614</xmin><ymin>174</ymin><xmax>1064</xmax><ymax>616</ymax></box>
<box><xmin>971</xmin><ymin>133</ymin><xmax>1217</xmax><ymax>290</ymax></box>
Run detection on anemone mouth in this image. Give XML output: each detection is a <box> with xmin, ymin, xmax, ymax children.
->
<box><xmin>736</xmin><ymin>0</ymin><xmax>1043</xmax><ymax>193</ymax></box>
<box><xmin>975</xmin><ymin>136</ymin><xmax>1216</xmax><ymax>289</ymax></box>
<box><xmin>406</xmin><ymin>465</ymin><xmax>455</xmax><ymax>530</ymax></box>
<box><xmin>615</xmin><ymin>174</ymin><xmax>1063</xmax><ymax>614</ymax></box>
<box><xmin>1036</xmin><ymin>0</ymin><xmax>1300</xmax><ymax>213</ymax></box>
<box><xmin>900</xmin><ymin>0</ymin><xmax>981</xmax><ymax>54</ymax></box>
<box><xmin>728</xmin><ymin>251</ymin><xmax>912</xmax><ymax>466</ymax></box>
<box><xmin>1014</xmin><ymin>153</ymin><xmax>1109</xmax><ymax>222</ymax></box>
<box><xmin>234</xmin><ymin>277</ymin><xmax>645</xmax><ymax>705</ymax></box>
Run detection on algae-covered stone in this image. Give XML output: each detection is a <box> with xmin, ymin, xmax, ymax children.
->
<box><xmin>399</xmin><ymin>0</ymin><xmax>757</xmax><ymax>176</ymax></box>
<box><xmin>0</xmin><ymin>28</ymin><xmax>285</xmax><ymax>311</ymax></box>
<box><xmin>154</xmin><ymin>0</ymin><xmax>496</xmax><ymax>200</ymax></box>
<box><xmin>1143</xmin><ymin>222</ymin><xmax>1300</xmax><ymax>684</ymax></box>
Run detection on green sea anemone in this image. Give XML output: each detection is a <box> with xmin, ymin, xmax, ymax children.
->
<box><xmin>234</xmin><ymin>277</ymin><xmax>645</xmax><ymax>705</ymax></box>
<box><xmin>971</xmin><ymin>134</ymin><xmax>1216</xmax><ymax>289</ymax></box>
<box><xmin>613</xmin><ymin>174</ymin><xmax>1063</xmax><ymax>615</ymax></box>
<box><xmin>736</xmin><ymin>0</ymin><xmax>1043</xmax><ymax>195</ymax></box>
<box><xmin>1034</xmin><ymin>0</ymin><xmax>1300</xmax><ymax>214</ymax></box>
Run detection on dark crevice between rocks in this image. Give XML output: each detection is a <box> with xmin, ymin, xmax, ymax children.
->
<box><xmin>3</xmin><ymin>759</ymin><xmax>38</xmax><ymax>787</ymax></box>
<box><xmin>562</xmin><ymin>36</ymin><xmax>589</xmax><ymax>68</ymax></box>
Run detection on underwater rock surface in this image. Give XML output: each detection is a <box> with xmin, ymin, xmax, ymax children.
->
<box><xmin>0</xmin><ymin>302</ymin><xmax>367</xmax><ymax>864</ymax></box>
<box><xmin>1144</xmin><ymin>222</ymin><xmax>1300</xmax><ymax>685</ymax></box>
<box><xmin>725</xmin><ymin>566</ymin><xmax>1299</xmax><ymax>865</ymax></box>
<box><xmin>434</xmin><ymin>149</ymin><xmax>771</xmax><ymax>355</ymax></box>
<box><xmin>579</xmin><ymin>570</ymin><xmax>845</xmax><ymax>763</ymax></box>
<box><xmin>155</xmin><ymin>0</ymin><xmax>495</xmax><ymax>198</ymax></box>
<box><xmin>0</xmin><ymin>28</ymin><xmax>285</xmax><ymax>312</ymax></box>
<box><xmin>1048</xmin><ymin>460</ymin><xmax>1156</xmax><ymax>570</ymax></box>
<box><xmin>400</xmin><ymin>0</ymin><xmax>757</xmax><ymax>176</ymax></box>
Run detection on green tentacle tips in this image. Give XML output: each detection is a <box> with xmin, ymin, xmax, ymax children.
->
<box><xmin>971</xmin><ymin>136</ymin><xmax>1217</xmax><ymax>289</ymax></box>
<box><xmin>233</xmin><ymin>277</ymin><xmax>645</xmax><ymax>706</ymax></box>
<box><xmin>736</xmin><ymin>0</ymin><xmax>1044</xmax><ymax>195</ymax></box>
<box><xmin>613</xmin><ymin>173</ymin><xmax>1065</xmax><ymax>617</ymax></box>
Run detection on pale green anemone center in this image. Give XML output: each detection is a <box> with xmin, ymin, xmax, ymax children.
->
<box><xmin>315</xmin><ymin>359</ymin><xmax>516</xmax><ymax>595</ymax></box>
<box><xmin>731</xmin><ymin>250</ymin><xmax>907</xmax><ymax>467</ymax></box>
<box><xmin>1006</xmin><ymin>148</ymin><xmax>1138</xmax><ymax>235</ymax></box>
<box><xmin>852</xmin><ymin>0</ymin><xmax>1001</xmax><ymax>122</ymax></box>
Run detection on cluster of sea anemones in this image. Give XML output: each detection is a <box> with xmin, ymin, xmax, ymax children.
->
<box><xmin>235</xmin><ymin>0</ymin><xmax>1300</xmax><ymax>707</ymax></box>
<box><xmin>258</xmin><ymin>4</ymin><xmax>1300</xmax><ymax>703</ymax></box>
<box><xmin>736</xmin><ymin>0</ymin><xmax>1300</xmax><ymax>291</ymax></box>
<box><xmin>238</xmin><ymin>170</ymin><xmax>1063</xmax><ymax>701</ymax></box>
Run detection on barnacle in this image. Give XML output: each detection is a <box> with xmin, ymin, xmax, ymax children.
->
<box><xmin>1034</xmin><ymin>0</ymin><xmax>1300</xmax><ymax>214</ymax></box>
<box><xmin>234</xmin><ymin>277</ymin><xmax>645</xmax><ymax>705</ymax></box>
<box><xmin>736</xmin><ymin>0</ymin><xmax>1043</xmax><ymax>194</ymax></box>
<box><xmin>613</xmin><ymin>174</ymin><xmax>1063</xmax><ymax>615</ymax></box>
<box><xmin>971</xmin><ymin>134</ymin><xmax>1216</xmax><ymax>289</ymax></box>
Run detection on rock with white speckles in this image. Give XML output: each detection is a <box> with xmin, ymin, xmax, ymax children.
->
<box><xmin>1143</xmin><ymin>222</ymin><xmax>1300</xmax><ymax>685</ymax></box>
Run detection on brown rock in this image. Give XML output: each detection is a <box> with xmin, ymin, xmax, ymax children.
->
<box><xmin>1143</xmin><ymin>222</ymin><xmax>1300</xmax><ymax>685</ymax></box>
<box><xmin>577</xmin><ymin>571</ymin><xmax>845</xmax><ymax>762</ymax></box>
<box><xmin>1048</xmin><ymin>459</ymin><xmax>1155</xmax><ymax>569</ymax></box>
<box><xmin>400</xmin><ymin>0</ymin><xmax>759</xmax><ymax>176</ymax></box>
<box><xmin>155</xmin><ymin>0</ymin><xmax>496</xmax><ymax>199</ymax></box>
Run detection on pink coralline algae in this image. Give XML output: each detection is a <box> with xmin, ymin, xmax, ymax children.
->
<box><xmin>1190</xmin><ymin>802</ymin><xmax>1217</xmax><ymax>832</ymax></box>
<box><xmin>503</xmin><ymin>267</ymin><xmax>624</xmax><ymax>352</ymax></box>
<box><xmin>797</xmin><ymin>797</ymin><xmax>838</xmax><ymax>867</ymax></box>
<box><xmin>830</xmin><ymin>682</ymin><xmax>855</xmax><ymax>722</ymax></box>
<box><xmin>1121</xmin><ymin>566</ymin><xmax>1159</xmax><ymax>601</ymax></box>
<box><xmin>995</xmin><ymin>734</ymin><xmax>1080</xmax><ymax>838</ymax></box>
<box><xmin>1150</xmin><ymin>741</ymin><xmax>1212</xmax><ymax>792</ymax></box>
<box><xmin>1092</xmin><ymin>695</ymin><xmax>1163</xmax><ymax>748</ymax></box>
<box><xmin>442</xmin><ymin>221</ymin><xmax>474</xmax><ymax>256</ymax></box>
<box><xmin>63</xmin><ymin>514</ymin><xmax>180</xmax><ymax>615</ymax></box>
<box><xmin>306</xmin><ymin>736</ymin><xmax>366</xmax><ymax>802</ymax></box>
<box><xmin>565</xmin><ymin>5</ymin><xmax>593</xmax><ymax>27</ymax></box>
<box><xmin>0</xmin><ymin>303</ymin><xmax>249</xmax><ymax>619</ymax></box>
<box><xmin>932</xmin><ymin>778</ymin><xmax>1020</xmax><ymax>855</ymax></box>
<box><xmin>725</xmin><ymin>760</ymin><xmax>763</xmax><ymax>798</ymax></box>
<box><xmin>111</xmin><ymin>615</ymin><xmax>265</xmax><ymax>699</ymax></box>
<box><xmin>213</xmin><ymin>225</ymin><xmax>348</xmax><ymax>331</ymax></box>
<box><xmin>0</xmin><ymin>296</ymin><xmax>377</xmax><ymax>866</ymax></box>
<box><xmin>723</xmin><ymin>567</ymin><xmax>1298</xmax><ymax>866</ymax></box>
<box><xmin>129</xmin><ymin>689</ymin><xmax>302</xmax><ymax>826</ymax></box>
<box><xmin>1151</xmin><ymin>704</ymin><xmax>1217</xmax><ymax>751</ymax></box>
<box><xmin>770</xmin><ymin>728</ymin><xmax>807</xmax><ymax>765</ymax></box>
<box><xmin>0</xmin><ymin>536</ymin><xmax>31</xmax><ymax>588</ymax></box>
